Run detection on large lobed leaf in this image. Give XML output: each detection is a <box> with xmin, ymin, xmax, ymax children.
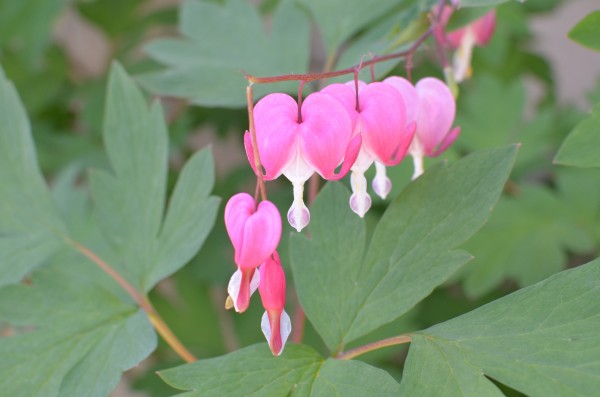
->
<box><xmin>0</xmin><ymin>256</ymin><xmax>156</xmax><ymax>397</ymax></box>
<box><xmin>0</xmin><ymin>63</ymin><xmax>220</xmax><ymax>396</ymax></box>
<box><xmin>290</xmin><ymin>146</ymin><xmax>517</xmax><ymax>352</ymax></box>
<box><xmin>140</xmin><ymin>0</ymin><xmax>310</xmax><ymax>107</ymax></box>
<box><xmin>401</xmin><ymin>257</ymin><xmax>600</xmax><ymax>396</ymax></box>
<box><xmin>0</xmin><ymin>67</ymin><xmax>67</xmax><ymax>287</ymax></box>
<box><xmin>91</xmin><ymin>62</ymin><xmax>220</xmax><ymax>292</ymax></box>
<box><xmin>159</xmin><ymin>344</ymin><xmax>400</xmax><ymax>396</ymax></box>
<box><xmin>554</xmin><ymin>102</ymin><xmax>600</xmax><ymax>168</ymax></box>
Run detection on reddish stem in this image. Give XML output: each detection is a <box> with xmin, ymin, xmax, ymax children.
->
<box><xmin>246</xmin><ymin>85</ymin><xmax>267</xmax><ymax>202</ymax></box>
<box><xmin>336</xmin><ymin>334</ymin><xmax>412</xmax><ymax>360</ymax></box>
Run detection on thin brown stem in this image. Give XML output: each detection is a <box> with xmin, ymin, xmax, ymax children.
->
<box><xmin>243</xmin><ymin>26</ymin><xmax>433</xmax><ymax>85</ymax></box>
<box><xmin>69</xmin><ymin>240</ymin><xmax>197</xmax><ymax>363</ymax></box>
<box><xmin>246</xmin><ymin>84</ymin><xmax>267</xmax><ymax>202</ymax></box>
<box><xmin>336</xmin><ymin>335</ymin><xmax>412</xmax><ymax>360</ymax></box>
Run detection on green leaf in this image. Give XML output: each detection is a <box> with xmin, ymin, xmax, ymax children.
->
<box><xmin>140</xmin><ymin>0</ymin><xmax>310</xmax><ymax>107</ymax></box>
<box><xmin>554</xmin><ymin>103</ymin><xmax>600</xmax><ymax>168</ymax></box>
<box><xmin>0</xmin><ymin>0</ymin><xmax>66</xmax><ymax>62</ymax></box>
<box><xmin>0</xmin><ymin>257</ymin><xmax>156</xmax><ymax>397</ymax></box>
<box><xmin>401</xmin><ymin>258</ymin><xmax>600</xmax><ymax>396</ymax></box>
<box><xmin>568</xmin><ymin>11</ymin><xmax>600</xmax><ymax>52</ymax></box>
<box><xmin>460</xmin><ymin>0</ymin><xmax>512</xmax><ymax>7</ymax></box>
<box><xmin>290</xmin><ymin>146</ymin><xmax>517</xmax><ymax>351</ymax></box>
<box><xmin>91</xmin><ymin>63</ymin><xmax>219</xmax><ymax>292</ymax></box>
<box><xmin>0</xmin><ymin>66</ymin><xmax>67</xmax><ymax>287</ymax></box>
<box><xmin>295</xmin><ymin>0</ymin><xmax>401</xmax><ymax>57</ymax></box>
<box><xmin>460</xmin><ymin>183</ymin><xmax>597</xmax><ymax>298</ymax></box>
<box><xmin>159</xmin><ymin>344</ymin><xmax>400</xmax><ymax>396</ymax></box>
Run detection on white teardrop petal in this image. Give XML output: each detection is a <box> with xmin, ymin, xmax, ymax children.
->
<box><xmin>227</xmin><ymin>269</ymin><xmax>242</xmax><ymax>312</ymax></box>
<box><xmin>260</xmin><ymin>311</ymin><xmax>271</xmax><ymax>343</ymax></box>
<box><xmin>250</xmin><ymin>267</ymin><xmax>260</xmax><ymax>296</ymax></box>
<box><xmin>279</xmin><ymin>310</ymin><xmax>292</xmax><ymax>355</ymax></box>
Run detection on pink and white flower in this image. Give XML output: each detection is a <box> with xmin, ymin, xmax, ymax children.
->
<box><xmin>245</xmin><ymin>92</ymin><xmax>360</xmax><ymax>232</ymax></box>
<box><xmin>322</xmin><ymin>81</ymin><xmax>415</xmax><ymax>215</ymax></box>
<box><xmin>224</xmin><ymin>193</ymin><xmax>281</xmax><ymax>313</ymax></box>
<box><xmin>258</xmin><ymin>251</ymin><xmax>291</xmax><ymax>356</ymax></box>
<box><xmin>385</xmin><ymin>77</ymin><xmax>460</xmax><ymax>179</ymax></box>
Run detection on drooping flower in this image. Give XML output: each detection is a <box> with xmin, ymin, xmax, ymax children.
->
<box><xmin>258</xmin><ymin>251</ymin><xmax>291</xmax><ymax>356</ymax></box>
<box><xmin>322</xmin><ymin>81</ymin><xmax>415</xmax><ymax>214</ymax></box>
<box><xmin>444</xmin><ymin>9</ymin><xmax>497</xmax><ymax>82</ymax></box>
<box><xmin>224</xmin><ymin>193</ymin><xmax>281</xmax><ymax>313</ymax></box>
<box><xmin>245</xmin><ymin>92</ymin><xmax>360</xmax><ymax>232</ymax></box>
<box><xmin>386</xmin><ymin>77</ymin><xmax>459</xmax><ymax>180</ymax></box>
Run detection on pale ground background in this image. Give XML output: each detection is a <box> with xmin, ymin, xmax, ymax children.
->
<box><xmin>48</xmin><ymin>0</ymin><xmax>600</xmax><ymax>395</ymax></box>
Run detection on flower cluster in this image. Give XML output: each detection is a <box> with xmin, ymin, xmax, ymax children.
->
<box><xmin>223</xmin><ymin>75</ymin><xmax>458</xmax><ymax>356</ymax></box>
<box><xmin>245</xmin><ymin>76</ymin><xmax>459</xmax><ymax>225</ymax></box>
<box><xmin>224</xmin><ymin>193</ymin><xmax>291</xmax><ymax>356</ymax></box>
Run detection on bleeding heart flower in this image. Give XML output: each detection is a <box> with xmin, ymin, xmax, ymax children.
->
<box><xmin>445</xmin><ymin>9</ymin><xmax>497</xmax><ymax>82</ymax></box>
<box><xmin>322</xmin><ymin>81</ymin><xmax>415</xmax><ymax>215</ymax></box>
<box><xmin>258</xmin><ymin>251</ymin><xmax>291</xmax><ymax>356</ymax></box>
<box><xmin>385</xmin><ymin>77</ymin><xmax>460</xmax><ymax>180</ymax></box>
<box><xmin>224</xmin><ymin>193</ymin><xmax>281</xmax><ymax>312</ymax></box>
<box><xmin>245</xmin><ymin>92</ymin><xmax>360</xmax><ymax>232</ymax></box>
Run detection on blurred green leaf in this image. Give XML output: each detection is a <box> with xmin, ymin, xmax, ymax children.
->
<box><xmin>460</xmin><ymin>183</ymin><xmax>597</xmax><ymax>298</ymax></box>
<box><xmin>0</xmin><ymin>257</ymin><xmax>156</xmax><ymax>397</ymax></box>
<box><xmin>290</xmin><ymin>146</ymin><xmax>517</xmax><ymax>351</ymax></box>
<box><xmin>568</xmin><ymin>10</ymin><xmax>600</xmax><ymax>52</ymax></box>
<box><xmin>401</xmin><ymin>258</ymin><xmax>600</xmax><ymax>396</ymax></box>
<box><xmin>140</xmin><ymin>0</ymin><xmax>310</xmax><ymax>107</ymax></box>
<box><xmin>554</xmin><ymin>102</ymin><xmax>600</xmax><ymax>168</ymax></box>
<box><xmin>0</xmin><ymin>67</ymin><xmax>67</xmax><ymax>287</ymax></box>
<box><xmin>0</xmin><ymin>0</ymin><xmax>66</xmax><ymax>62</ymax></box>
<box><xmin>295</xmin><ymin>0</ymin><xmax>402</xmax><ymax>57</ymax></box>
<box><xmin>159</xmin><ymin>344</ymin><xmax>400</xmax><ymax>396</ymax></box>
<box><xmin>90</xmin><ymin>62</ymin><xmax>219</xmax><ymax>292</ymax></box>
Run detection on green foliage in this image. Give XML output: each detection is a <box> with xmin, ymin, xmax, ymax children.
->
<box><xmin>460</xmin><ymin>179</ymin><xmax>598</xmax><ymax>297</ymax></box>
<box><xmin>0</xmin><ymin>259</ymin><xmax>156</xmax><ymax>397</ymax></box>
<box><xmin>568</xmin><ymin>10</ymin><xmax>600</xmax><ymax>52</ymax></box>
<box><xmin>555</xmin><ymin>102</ymin><xmax>600</xmax><ymax>168</ymax></box>
<box><xmin>90</xmin><ymin>63</ymin><xmax>220</xmax><ymax>292</ymax></box>
<box><xmin>0</xmin><ymin>67</ymin><xmax>67</xmax><ymax>287</ymax></box>
<box><xmin>402</xmin><ymin>258</ymin><xmax>600</xmax><ymax>396</ymax></box>
<box><xmin>140</xmin><ymin>0</ymin><xmax>310</xmax><ymax>107</ymax></box>
<box><xmin>290</xmin><ymin>146</ymin><xmax>517</xmax><ymax>351</ymax></box>
<box><xmin>0</xmin><ymin>64</ymin><xmax>220</xmax><ymax>395</ymax></box>
<box><xmin>160</xmin><ymin>344</ymin><xmax>400</xmax><ymax>396</ymax></box>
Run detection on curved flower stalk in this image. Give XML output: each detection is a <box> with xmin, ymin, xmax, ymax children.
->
<box><xmin>386</xmin><ymin>77</ymin><xmax>459</xmax><ymax>180</ymax></box>
<box><xmin>244</xmin><ymin>93</ymin><xmax>360</xmax><ymax>232</ymax></box>
<box><xmin>258</xmin><ymin>252</ymin><xmax>291</xmax><ymax>356</ymax></box>
<box><xmin>224</xmin><ymin>193</ymin><xmax>282</xmax><ymax>313</ymax></box>
<box><xmin>322</xmin><ymin>81</ymin><xmax>415</xmax><ymax>215</ymax></box>
<box><xmin>445</xmin><ymin>9</ymin><xmax>497</xmax><ymax>82</ymax></box>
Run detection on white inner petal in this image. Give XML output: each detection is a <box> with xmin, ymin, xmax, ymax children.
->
<box><xmin>349</xmin><ymin>170</ymin><xmax>371</xmax><ymax>217</ymax></box>
<box><xmin>227</xmin><ymin>269</ymin><xmax>242</xmax><ymax>312</ymax></box>
<box><xmin>261</xmin><ymin>310</ymin><xmax>271</xmax><ymax>344</ymax></box>
<box><xmin>279</xmin><ymin>310</ymin><xmax>292</xmax><ymax>355</ymax></box>
<box><xmin>372</xmin><ymin>161</ymin><xmax>392</xmax><ymax>199</ymax></box>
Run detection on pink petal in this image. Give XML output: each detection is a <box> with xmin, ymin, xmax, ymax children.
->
<box><xmin>252</xmin><ymin>93</ymin><xmax>300</xmax><ymax>180</ymax></box>
<box><xmin>415</xmin><ymin>78</ymin><xmax>456</xmax><ymax>155</ymax></box>
<box><xmin>224</xmin><ymin>193</ymin><xmax>255</xmax><ymax>252</ymax></box>
<box><xmin>320</xmin><ymin>83</ymin><xmax>359</xmax><ymax>130</ymax></box>
<box><xmin>383</xmin><ymin>76</ymin><xmax>419</xmax><ymax>126</ymax></box>
<box><xmin>258</xmin><ymin>251</ymin><xmax>286</xmax><ymax>311</ymax></box>
<box><xmin>473</xmin><ymin>10</ymin><xmax>496</xmax><ymax>46</ymax></box>
<box><xmin>236</xmin><ymin>200</ymin><xmax>282</xmax><ymax>269</ymax></box>
<box><xmin>298</xmin><ymin>92</ymin><xmax>354</xmax><ymax>180</ymax></box>
<box><xmin>430</xmin><ymin>126</ymin><xmax>461</xmax><ymax>157</ymax></box>
<box><xmin>358</xmin><ymin>82</ymin><xmax>409</xmax><ymax>166</ymax></box>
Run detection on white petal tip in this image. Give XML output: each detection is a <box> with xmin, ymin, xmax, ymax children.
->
<box><xmin>287</xmin><ymin>202</ymin><xmax>310</xmax><ymax>232</ymax></box>
<box><xmin>349</xmin><ymin>193</ymin><xmax>371</xmax><ymax>217</ymax></box>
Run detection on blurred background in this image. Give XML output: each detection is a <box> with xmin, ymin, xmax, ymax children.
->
<box><xmin>0</xmin><ymin>0</ymin><xmax>598</xmax><ymax>395</ymax></box>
